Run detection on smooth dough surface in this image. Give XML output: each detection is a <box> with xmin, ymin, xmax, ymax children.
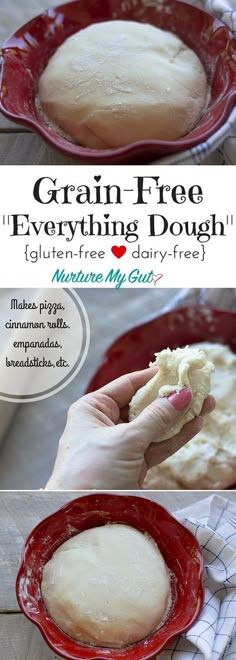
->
<box><xmin>129</xmin><ymin>346</ymin><xmax>214</xmax><ymax>442</ymax></box>
<box><xmin>144</xmin><ymin>342</ymin><xmax>236</xmax><ymax>490</ymax></box>
<box><xmin>38</xmin><ymin>20</ymin><xmax>208</xmax><ymax>148</ymax></box>
<box><xmin>41</xmin><ymin>524</ymin><xmax>170</xmax><ymax>647</ymax></box>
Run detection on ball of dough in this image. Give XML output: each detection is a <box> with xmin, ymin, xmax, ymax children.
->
<box><xmin>145</xmin><ymin>342</ymin><xmax>236</xmax><ymax>490</ymax></box>
<box><xmin>38</xmin><ymin>20</ymin><xmax>208</xmax><ymax>148</ymax></box>
<box><xmin>129</xmin><ymin>346</ymin><xmax>214</xmax><ymax>441</ymax></box>
<box><xmin>41</xmin><ymin>524</ymin><xmax>170</xmax><ymax>647</ymax></box>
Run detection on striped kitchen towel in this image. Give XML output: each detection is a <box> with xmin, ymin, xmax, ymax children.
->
<box><xmin>153</xmin><ymin>0</ymin><xmax>236</xmax><ymax>165</ymax></box>
<box><xmin>157</xmin><ymin>495</ymin><xmax>236</xmax><ymax>659</ymax></box>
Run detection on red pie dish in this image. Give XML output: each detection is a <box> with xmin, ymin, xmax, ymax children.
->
<box><xmin>86</xmin><ymin>305</ymin><xmax>236</xmax><ymax>392</ymax></box>
<box><xmin>1</xmin><ymin>0</ymin><xmax>236</xmax><ymax>163</ymax></box>
<box><xmin>16</xmin><ymin>493</ymin><xmax>204</xmax><ymax>660</ymax></box>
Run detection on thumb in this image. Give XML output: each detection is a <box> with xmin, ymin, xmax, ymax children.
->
<box><xmin>129</xmin><ymin>388</ymin><xmax>192</xmax><ymax>445</ymax></box>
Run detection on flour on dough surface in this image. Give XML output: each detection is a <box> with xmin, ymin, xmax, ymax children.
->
<box><xmin>41</xmin><ymin>523</ymin><xmax>170</xmax><ymax>647</ymax></box>
<box><xmin>129</xmin><ymin>345</ymin><xmax>214</xmax><ymax>442</ymax></box>
<box><xmin>144</xmin><ymin>342</ymin><xmax>236</xmax><ymax>490</ymax></box>
<box><xmin>38</xmin><ymin>20</ymin><xmax>207</xmax><ymax>148</ymax></box>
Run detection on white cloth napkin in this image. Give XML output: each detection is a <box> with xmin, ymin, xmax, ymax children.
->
<box><xmin>157</xmin><ymin>495</ymin><xmax>236</xmax><ymax>659</ymax></box>
<box><xmin>153</xmin><ymin>0</ymin><xmax>236</xmax><ymax>165</ymax></box>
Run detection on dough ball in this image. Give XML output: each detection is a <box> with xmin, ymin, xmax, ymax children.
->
<box><xmin>129</xmin><ymin>346</ymin><xmax>214</xmax><ymax>441</ymax></box>
<box><xmin>38</xmin><ymin>20</ymin><xmax>208</xmax><ymax>148</ymax></box>
<box><xmin>41</xmin><ymin>524</ymin><xmax>170</xmax><ymax>647</ymax></box>
<box><xmin>144</xmin><ymin>342</ymin><xmax>236</xmax><ymax>490</ymax></box>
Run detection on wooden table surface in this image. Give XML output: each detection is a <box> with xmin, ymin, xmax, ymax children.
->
<box><xmin>1</xmin><ymin>489</ymin><xmax>236</xmax><ymax>659</ymax></box>
<box><xmin>0</xmin><ymin>0</ymin><xmax>87</xmax><ymax>165</ymax></box>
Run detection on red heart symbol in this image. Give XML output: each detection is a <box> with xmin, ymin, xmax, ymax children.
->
<box><xmin>111</xmin><ymin>245</ymin><xmax>127</xmax><ymax>259</ymax></box>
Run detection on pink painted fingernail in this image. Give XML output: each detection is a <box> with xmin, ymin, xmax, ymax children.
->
<box><xmin>168</xmin><ymin>388</ymin><xmax>192</xmax><ymax>411</ymax></box>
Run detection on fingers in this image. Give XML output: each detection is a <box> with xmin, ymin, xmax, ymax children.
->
<box><xmin>129</xmin><ymin>388</ymin><xmax>193</xmax><ymax>444</ymax></box>
<box><xmin>68</xmin><ymin>367</ymin><xmax>159</xmax><ymax>426</ymax></box>
<box><xmin>201</xmin><ymin>395</ymin><xmax>215</xmax><ymax>417</ymax></box>
<box><xmin>119</xmin><ymin>404</ymin><xmax>130</xmax><ymax>423</ymax></box>
<box><xmin>145</xmin><ymin>415</ymin><xmax>203</xmax><ymax>470</ymax></box>
<box><xmin>120</xmin><ymin>393</ymin><xmax>215</xmax><ymax>425</ymax></box>
<box><xmin>96</xmin><ymin>367</ymin><xmax>159</xmax><ymax>410</ymax></box>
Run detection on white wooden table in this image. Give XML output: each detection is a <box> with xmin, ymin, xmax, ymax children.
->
<box><xmin>2</xmin><ymin>490</ymin><xmax>236</xmax><ymax>659</ymax></box>
<box><xmin>0</xmin><ymin>0</ymin><xmax>85</xmax><ymax>165</ymax></box>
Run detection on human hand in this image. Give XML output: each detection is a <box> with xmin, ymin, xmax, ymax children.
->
<box><xmin>46</xmin><ymin>368</ymin><xmax>215</xmax><ymax>490</ymax></box>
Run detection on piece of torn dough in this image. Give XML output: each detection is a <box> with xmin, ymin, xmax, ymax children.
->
<box><xmin>129</xmin><ymin>346</ymin><xmax>214</xmax><ymax>442</ymax></box>
<box><xmin>144</xmin><ymin>342</ymin><xmax>236</xmax><ymax>490</ymax></box>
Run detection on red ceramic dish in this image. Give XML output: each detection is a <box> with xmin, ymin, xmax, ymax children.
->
<box><xmin>16</xmin><ymin>493</ymin><xmax>204</xmax><ymax>660</ymax></box>
<box><xmin>86</xmin><ymin>305</ymin><xmax>236</xmax><ymax>391</ymax></box>
<box><xmin>1</xmin><ymin>0</ymin><xmax>236</xmax><ymax>163</ymax></box>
